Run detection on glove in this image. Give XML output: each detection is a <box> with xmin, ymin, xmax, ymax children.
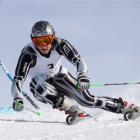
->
<box><xmin>77</xmin><ymin>73</ymin><xmax>90</xmax><ymax>91</ymax></box>
<box><xmin>13</xmin><ymin>98</ymin><xmax>24</xmax><ymax>112</ymax></box>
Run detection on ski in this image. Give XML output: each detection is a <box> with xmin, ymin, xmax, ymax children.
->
<box><xmin>66</xmin><ymin>113</ymin><xmax>95</xmax><ymax>125</ymax></box>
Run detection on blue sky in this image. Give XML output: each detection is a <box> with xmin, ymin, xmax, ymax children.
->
<box><xmin>0</xmin><ymin>0</ymin><xmax>140</xmax><ymax>106</ymax></box>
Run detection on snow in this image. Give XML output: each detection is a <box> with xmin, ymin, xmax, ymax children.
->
<box><xmin>0</xmin><ymin>103</ymin><xmax>140</xmax><ymax>140</ymax></box>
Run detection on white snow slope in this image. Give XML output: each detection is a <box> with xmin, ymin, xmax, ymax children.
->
<box><xmin>0</xmin><ymin>98</ymin><xmax>140</xmax><ymax>140</ymax></box>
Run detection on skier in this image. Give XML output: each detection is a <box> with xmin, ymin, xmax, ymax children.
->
<box><xmin>11</xmin><ymin>20</ymin><xmax>138</xmax><ymax>123</ymax></box>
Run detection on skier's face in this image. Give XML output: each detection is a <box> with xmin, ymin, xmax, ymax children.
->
<box><xmin>32</xmin><ymin>35</ymin><xmax>54</xmax><ymax>54</ymax></box>
<box><xmin>36</xmin><ymin>43</ymin><xmax>52</xmax><ymax>54</ymax></box>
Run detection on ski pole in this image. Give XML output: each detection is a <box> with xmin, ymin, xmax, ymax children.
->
<box><xmin>90</xmin><ymin>82</ymin><xmax>140</xmax><ymax>87</ymax></box>
<box><xmin>0</xmin><ymin>60</ymin><xmax>40</xmax><ymax>110</ymax></box>
<box><xmin>0</xmin><ymin>60</ymin><xmax>13</xmax><ymax>81</ymax></box>
<box><xmin>25</xmin><ymin>107</ymin><xmax>43</xmax><ymax>116</ymax></box>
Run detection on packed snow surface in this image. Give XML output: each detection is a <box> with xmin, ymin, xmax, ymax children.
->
<box><xmin>0</xmin><ymin>105</ymin><xmax>140</xmax><ymax>140</ymax></box>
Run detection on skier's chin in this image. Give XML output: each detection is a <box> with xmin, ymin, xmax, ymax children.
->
<box><xmin>40</xmin><ymin>49</ymin><xmax>50</xmax><ymax>54</ymax></box>
<box><xmin>36</xmin><ymin>45</ymin><xmax>51</xmax><ymax>54</ymax></box>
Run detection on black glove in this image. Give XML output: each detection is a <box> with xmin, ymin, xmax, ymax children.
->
<box><xmin>13</xmin><ymin>98</ymin><xmax>24</xmax><ymax>112</ymax></box>
<box><xmin>77</xmin><ymin>73</ymin><xmax>90</xmax><ymax>91</ymax></box>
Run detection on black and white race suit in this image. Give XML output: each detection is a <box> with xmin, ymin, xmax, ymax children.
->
<box><xmin>11</xmin><ymin>37</ymin><xmax>124</xmax><ymax>113</ymax></box>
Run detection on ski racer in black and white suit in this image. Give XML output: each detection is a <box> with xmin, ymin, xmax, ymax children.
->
<box><xmin>11</xmin><ymin>21</ymin><xmax>131</xmax><ymax>116</ymax></box>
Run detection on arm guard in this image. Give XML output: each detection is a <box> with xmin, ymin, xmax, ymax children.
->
<box><xmin>57</xmin><ymin>39</ymin><xmax>88</xmax><ymax>75</ymax></box>
<box><xmin>11</xmin><ymin>46</ymin><xmax>36</xmax><ymax>98</ymax></box>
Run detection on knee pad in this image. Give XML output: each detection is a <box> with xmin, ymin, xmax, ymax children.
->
<box><xmin>30</xmin><ymin>75</ymin><xmax>47</xmax><ymax>95</ymax></box>
<box><xmin>30</xmin><ymin>75</ymin><xmax>57</xmax><ymax>99</ymax></box>
<box><xmin>29</xmin><ymin>75</ymin><xmax>65</xmax><ymax>107</ymax></box>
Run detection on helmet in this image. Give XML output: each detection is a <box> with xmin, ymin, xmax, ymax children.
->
<box><xmin>31</xmin><ymin>20</ymin><xmax>55</xmax><ymax>38</ymax></box>
<box><xmin>31</xmin><ymin>21</ymin><xmax>55</xmax><ymax>48</ymax></box>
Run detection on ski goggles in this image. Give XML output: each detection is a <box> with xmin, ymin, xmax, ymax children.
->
<box><xmin>32</xmin><ymin>35</ymin><xmax>54</xmax><ymax>47</ymax></box>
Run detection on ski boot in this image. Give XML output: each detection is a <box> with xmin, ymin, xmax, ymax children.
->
<box><xmin>57</xmin><ymin>98</ymin><xmax>90</xmax><ymax>125</ymax></box>
<box><xmin>65</xmin><ymin>105</ymin><xmax>90</xmax><ymax>125</ymax></box>
<box><xmin>119</xmin><ymin>98</ymin><xmax>140</xmax><ymax>121</ymax></box>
